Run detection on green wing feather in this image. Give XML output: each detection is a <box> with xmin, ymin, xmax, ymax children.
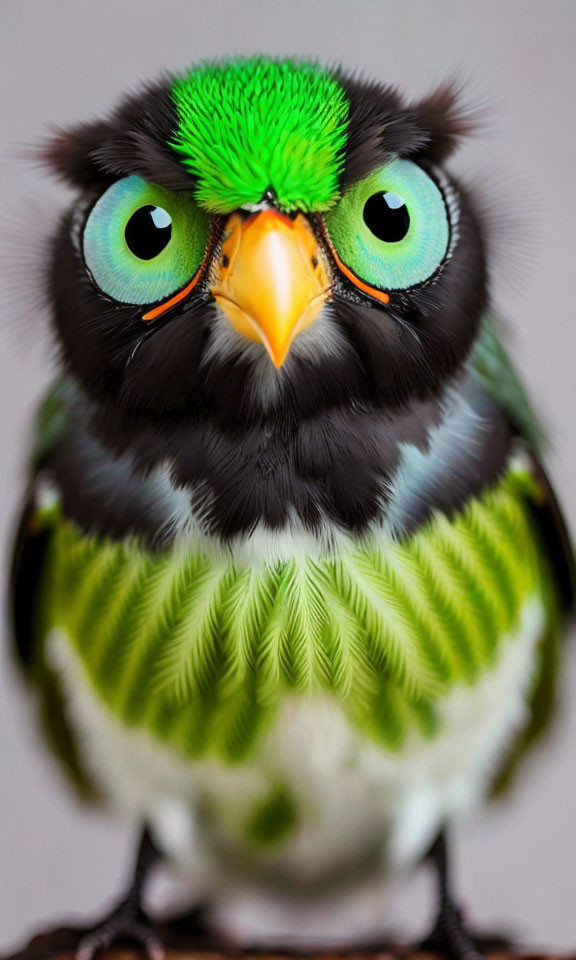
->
<box><xmin>470</xmin><ymin>309</ymin><xmax>574</xmax><ymax>607</ymax></box>
<box><xmin>469</xmin><ymin>309</ymin><xmax>545</xmax><ymax>452</ymax></box>
<box><xmin>469</xmin><ymin>311</ymin><xmax>574</xmax><ymax>792</ymax></box>
<box><xmin>9</xmin><ymin>485</ymin><xmax>100</xmax><ymax>800</ymax></box>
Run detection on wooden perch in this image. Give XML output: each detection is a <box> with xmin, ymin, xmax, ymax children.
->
<box><xmin>18</xmin><ymin>953</ymin><xmax>576</xmax><ymax>960</ymax></box>
<box><xmin>4</xmin><ymin>921</ymin><xmax>575</xmax><ymax>960</ymax></box>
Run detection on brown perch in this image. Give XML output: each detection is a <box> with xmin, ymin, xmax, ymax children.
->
<box><xmin>3</xmin><ymin>918</ymin><xmax>572</xmax><ymax>960</ymax></box>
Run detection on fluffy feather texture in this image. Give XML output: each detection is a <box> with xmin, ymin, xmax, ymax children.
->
<box><xmin>46</xmin><ymin>589</ymin><xmax>546</xmax><ymax>905</ymax></box>
<box><xmin>171</xmin><ymin>58</ymin><xmax>349</xmax><ymax>213</ymax></box>
<box><xmin>338</xmin><ymin>73</ymin><xmax>480</xmax><ymax>188</ymax></box>
<box><xmin>37</xmin><ymin>368</ymin><xmax>511</xmax><ymax>544</ymax></box>
<box><xmin>34</xmin><ymin>461</ymin><xmax>550</xmax><ymax>765</ymax></box>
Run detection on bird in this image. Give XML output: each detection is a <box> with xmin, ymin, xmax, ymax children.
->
<box><xmin>8</xmin><ymin>55</ymin><xmax>575</xmax><ymax>960</ymax></box>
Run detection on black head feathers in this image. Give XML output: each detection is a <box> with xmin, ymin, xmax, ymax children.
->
<box><xmin>39</xmin><ymin>57</ymin><xmax>486</xmax><ymax>468</ymax></box>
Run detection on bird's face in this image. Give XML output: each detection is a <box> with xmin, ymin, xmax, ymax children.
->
<box><xmin>46</xmin><ymin>58</ymin><xmax>486</xmax><ymax>428</ymax></box>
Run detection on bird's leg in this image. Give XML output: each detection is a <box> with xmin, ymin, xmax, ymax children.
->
<box><xmin>76</xmin><ymin>826</ymin><xmax>164</xmax><ymax>960</ymax></box>
<box><xmin>6</xmin><ymin>827</ymin><xmax>219</xmax><ymax>960</ymax></box>
<box><xmin>419</xmin><ymin>831</ymin><xmax>483</xmax><ymax>960</ymax></box>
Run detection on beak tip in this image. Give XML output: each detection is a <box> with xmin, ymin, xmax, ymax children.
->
<box><xmin>269</xmin><ymin>347</ymin><xmax>288</xmax><ymax>369</ymax></box>
<box><xmin>212</xmin><ymin>210</ymin><xmax>329</xmax><ymax>368</ymax></box>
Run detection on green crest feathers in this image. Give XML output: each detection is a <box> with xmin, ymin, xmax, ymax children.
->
<box><xmin>169</xmin><ymin>57</ymin><xmax>350</xmax><ymax>213</ymax></box>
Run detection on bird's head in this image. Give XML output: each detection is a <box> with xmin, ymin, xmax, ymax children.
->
<box><xmin>44</xmin><ymin>57</ymin><xmax>485</xmax><ymax>429</ymax></box>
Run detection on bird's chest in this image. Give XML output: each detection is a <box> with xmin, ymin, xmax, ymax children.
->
<box><xmin>41</xmin><ymin>463</ymin><xmax>549</xmax><ymax>883</ymax></box>
<box><xmin>50</xmin><ymin>590</ymin><xmax>543</xmax><ymax>887</ymax></box>
<box><xmin>40</xmin><ymin>463</ymin><xmax>543</xmax><ymax>766</ymax></box>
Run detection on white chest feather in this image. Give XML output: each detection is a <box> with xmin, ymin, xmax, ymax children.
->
<box><xmin>48</xmin><ymin>592</ymin><xmax>543</xmax><ymax>904</ymax></box>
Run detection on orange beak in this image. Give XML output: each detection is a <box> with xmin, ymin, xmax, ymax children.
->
<box><xmin>210</xmin><ymin>210</ymin><xmax>330</xmax><ymax>368</ymax></box>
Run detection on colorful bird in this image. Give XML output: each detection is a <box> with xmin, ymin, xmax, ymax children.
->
<box><xmin>9</xmin><ymin>56</ymin><xmax>574</xmax><ymax>960</ymax></box>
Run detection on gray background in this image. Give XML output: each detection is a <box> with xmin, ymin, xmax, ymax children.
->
<box><xmin>1</xmin><ymin>0</ymin><xmax>575</xmax><ymax>952</ymax></box>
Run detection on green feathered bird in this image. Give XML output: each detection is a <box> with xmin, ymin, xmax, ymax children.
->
<box><xmin>8</xmin><ymin>56</ymin><xmax>575</xmax><ymax>960</ymax></box>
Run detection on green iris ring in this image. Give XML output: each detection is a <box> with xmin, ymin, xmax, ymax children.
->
<box><xmin>324</xmin><ymin>158</ymin><xmax>454</xmax><ymax>293</ymax></box>
<box><xmin>82</xmin><ymin>176</ymin><xmax>210</xmax><ymax>307</ymax></box>
<box><xmin>81</xmin><ymin>226</ymin><xmax>213</xmax><ymax>317</ymax></box>
<box><xmin>138</xmin><ymin>220</ymin><xmax>219</xmax><ymax>322</ymax></box>
<box><xmin>380</xmin><ymin>164</ymin><xmax>455</xmax><ymax>289</ymax></box>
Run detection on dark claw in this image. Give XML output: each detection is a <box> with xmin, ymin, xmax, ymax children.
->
<box><xmin>76</xmin><ymin>908</ymin><xmax>164</xmax><ymax>960</ymax></box>
<box><xmin>419</xmin><ymin>902</ymin><xmax>485</xmax><ymax>960</ymax></box>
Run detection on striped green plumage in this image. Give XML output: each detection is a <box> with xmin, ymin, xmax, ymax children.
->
<box><xmin>34</xmin><ymin>462</ymin><xmax>554</xmax><ymax>764</ymax></box>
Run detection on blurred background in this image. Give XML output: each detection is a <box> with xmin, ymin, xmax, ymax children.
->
<box><xmin>1</xmin><ymin>0</ymin><xmax>575</xmax><ymax>953</ymax></box>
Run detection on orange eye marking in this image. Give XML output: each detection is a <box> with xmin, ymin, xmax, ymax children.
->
<box><xmin>141</xmin><ymin>232</ymin><xmax>213</xmax><ymax>322</ymax></box>
<box><xmin>141</xmin><ymin>273</ymin><xmax>201</xmax><ymax>321</ymax></box>
<box><xmin>323</xmin><ymin>230</ymin><xmax>390</xmax><ymax>306</ymax></box>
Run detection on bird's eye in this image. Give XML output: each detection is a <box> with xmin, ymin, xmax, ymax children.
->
<box><xmin>324</xmin><ymin>158</ymin><xmax>452</xmax><ymax>293</ymax></box>
<box><xmin>124</xmin><ymin>205</ymin><xmax>173</xmax><ymax>260</ymax></box>
<box><xmin>82</xmin><ymin>176</ymin><xmax>209</xmax><ymax>305</ymax></box>
<box><xmin>362</xmin><ymin>192</ymin><xmax>410</xmax><ymax>243</ymax></box>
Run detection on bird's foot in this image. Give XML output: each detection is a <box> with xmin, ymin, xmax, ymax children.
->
<box><xmin>3</xmin><ymin>903</ymin><xmax>222</xmax><ymax>960</ymax></box>
<box><xmin>419</xmin><ymin>901</ymin><xmax>490</xmax><ymax>960</ymax></box>
<box><xmin>76</xmin><ymin>902</ymin><xmax>164</xmax><ymax>960</ymax></box>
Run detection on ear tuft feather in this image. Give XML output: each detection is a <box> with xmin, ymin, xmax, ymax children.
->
<box><xmin>39</xmin><ymin>120</ymin><xmax>113</xmax><ymax>188</ymax></box>
<box><xmin>410</xmin><ymin>79</ymin><xmax>484</xmax><ymax>163</ymax></box>
<box><xmin>338</xmin><ymin>72</ymin><xmax>429</xmax><ymax>187</ymax></box>
<box><xmin>37</xmin><ymin>78</ymin><xmax>191</xmax><ymax>191</ymax></box>
<box><xmin>339</xmin><ymin>72</ymin><xmax>484</xmax><ymax>185</ymax></box>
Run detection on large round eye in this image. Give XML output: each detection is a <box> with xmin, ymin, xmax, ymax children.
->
<box><xmin>82</xmin><ymin>176</ymin><xmax>210</xmax><ymax>305</ymax></box>
<box><xmin>324</xmin><ymin>158</ymin><xmax>452</xmax><ymax>293</ymax></box>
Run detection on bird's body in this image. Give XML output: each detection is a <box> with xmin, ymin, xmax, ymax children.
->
<box><xmin>47</xmin><ymin>573</ymin><xmax>545</xmax><ymax>891</ymax></box>
<box><xmin>8</xmin><ymin>56</ymin><xmax>574</xmax><ymax>956</ymax></box>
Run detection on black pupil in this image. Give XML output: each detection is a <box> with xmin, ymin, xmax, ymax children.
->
<box><xmin>124</xmin><ymin>205</ymin><xmax>172</xmax><ymax>260</ymax></box>
<box><xmin>363</xmin><ymin>192</ymin><xmax>410</xmax><ymax>243</ymax></box>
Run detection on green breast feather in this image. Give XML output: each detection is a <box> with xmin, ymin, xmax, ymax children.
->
<box><xmin>32</xmin><ymin>461</ymin><xmax>556</xmax><ymax>766</ymax></box>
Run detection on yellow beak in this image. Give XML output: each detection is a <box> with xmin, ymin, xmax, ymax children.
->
<box><xmin>210</xmin><ymin>210</ymin><xmax>330</xmax><ymax>368</ymax></box>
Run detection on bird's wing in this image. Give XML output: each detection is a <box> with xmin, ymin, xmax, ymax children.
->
<box><xmin>469</xmin><ymin>308</ymin><xmax>545</xmax><ymax>452</ymax></box>
<box><xmin>469</xmin><ymin>310</ymin><xmax>575</xmax><ymax>793</ymax></box>
<box><xmin>10</xmin><ymin>379</ymin><xmax>75</xmax><ymax>666</ymax></box>
<box><xmin>9</xmin><ymin>378</ymin><xmax>99</xmax><ymax>800</ymax></box>
<box><xmin>469</xmin><ymin>309</ymin><xmax>575</xmax><ymax>610</ymax></box>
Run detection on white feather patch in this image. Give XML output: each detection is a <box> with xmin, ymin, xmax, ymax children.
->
<box><xmin>201</xmin><ymin>301</ymin><xmax>352</xmax><ymax>411</ymax></box>
<box><xmin>47</xmin><ymin>591</ymin><xmax>544</xmax><ymax>921</ymax></box>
